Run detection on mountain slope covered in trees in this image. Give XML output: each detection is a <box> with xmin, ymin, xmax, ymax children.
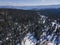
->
<box><xmin>0</xmin><ymin>8</ymin><xmax>60</xmax><ymax>45</ymax></box>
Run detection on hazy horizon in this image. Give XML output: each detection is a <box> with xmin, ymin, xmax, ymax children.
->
<box><xmin>0</xmin><ymin>0</ymin><xmax>60</xmax><ymax>6</ymax></box>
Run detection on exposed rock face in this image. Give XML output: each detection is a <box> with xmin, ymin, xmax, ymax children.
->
<box><xmin>0</xmin><ymin>9</ymin><xmax>60</xmax><ymax>45</ymax></box>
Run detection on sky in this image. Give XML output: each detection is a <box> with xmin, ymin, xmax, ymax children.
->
<box><xmin>0</xmin><ymin>0</ymin><xmax>60</xmax><ymax>6</ymax></box>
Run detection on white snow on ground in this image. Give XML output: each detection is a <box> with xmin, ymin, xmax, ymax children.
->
<box><xmin>51</xmin><ymin>22</ymin><xmax>56</xmax><ymax>27</ymax></box>
<box><xmin>21</xmin><ymin>32</ymin><xmax>37</xmax><ymax>45</ymax></box>
<box><xmin>59</xmin><ymin>44</ymin><xmax>60</xmax><ymax>45</ymax></box>
<box><xmin>47</xmin><ymin>42</ymin><xmax>54</xmax><ymax>45</ymax></box>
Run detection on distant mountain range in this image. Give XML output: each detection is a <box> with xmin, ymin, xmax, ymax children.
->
<box><xmin>0</xmin><ymin>5</ymin><xmax>60</xmax><ymax>10</ymax></box>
